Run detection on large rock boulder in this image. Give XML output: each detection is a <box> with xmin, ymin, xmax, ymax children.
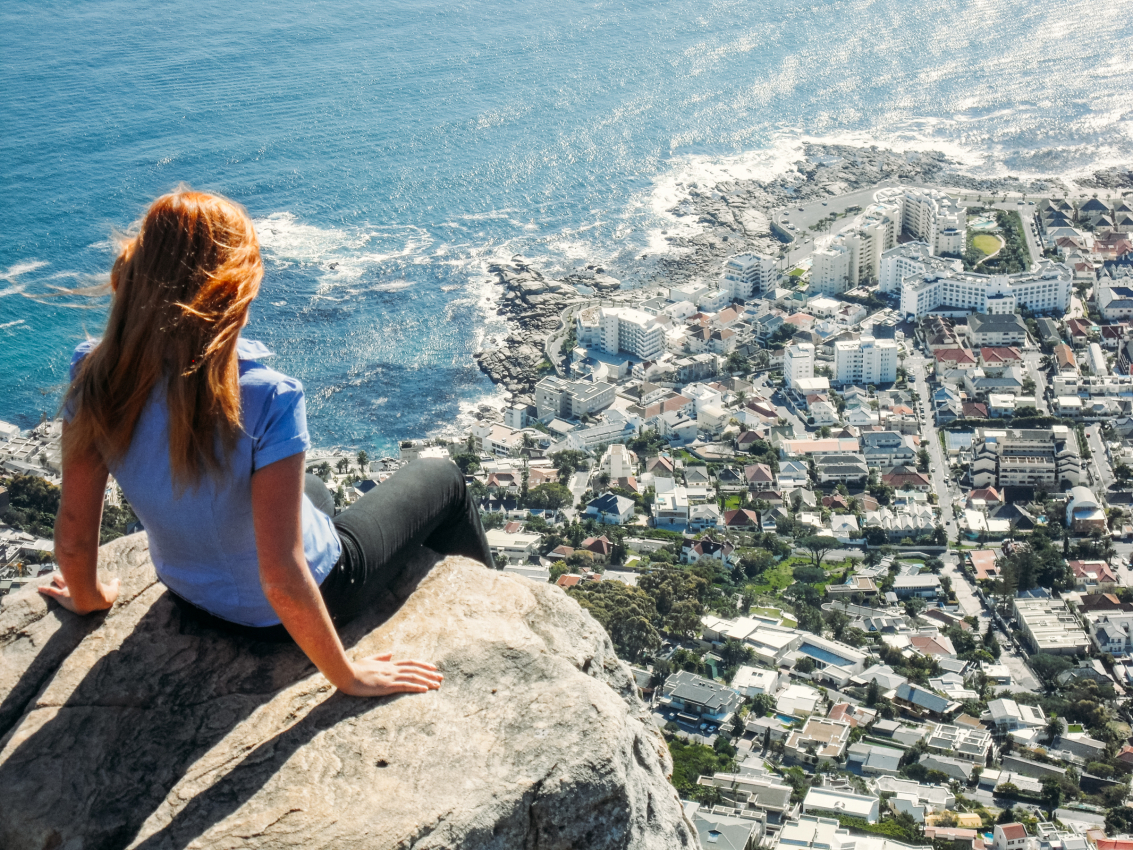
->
<box><xmin>0</xmin><ymin>534</ymin><xmax>695</xmax><ymax>850</ymax></box>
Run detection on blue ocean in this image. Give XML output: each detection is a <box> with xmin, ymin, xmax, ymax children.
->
<box><xmin>2</xmin><ymin>0</ymin><xmax>1130</xmax><ymax>455</ymax></box>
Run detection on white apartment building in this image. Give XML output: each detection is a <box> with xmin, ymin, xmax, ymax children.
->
<box><xmin>810</xmin><ymin>243</ymin><xmax>856</xmax><ymax>296</ymax></box>
<box><xmin>784</xmin><ymin>343</ymin><xmax>816</xmax><ymax>389</ymax></box>
<box><xmin>598</xmin><ymin>443</ymin><xmax>637</xmax><ymax>478</ymax></box>
<box><xmin>883</xmin><ymin>186</ymin><xmax>967</xmax><ymax>256</ymax></box>
<box><xmin>721</xmin><ymin>252</ymin><xmax>779</xmax><ymax>301</ymax></box>
<box><xmin>810</xmin><ymin>200</ymin><xmax>903</xmax><ymax>295</ymax></box>
<box><xmin>899</xmin><ymin>261</ymin><xmax>1072</xmax><ymax>321</ymax></box>
<box><xmin>597</xmin><ymin>307</ymin><xmax>665</xmax><ymax>360</ymax></box>
<box><xmin>1013</xmin><ymin>596</ymin><xmax>1091</xmax><ymax>656</ymax></box>
<box><xmin>534</xmin><ymin>376</ymin><xmax>616</xmax><ymax>421</ymax></box>
<box><xmin>878</xmin><ymin>242</ymin><xmax>962</xmax><ymax>294</ymax></box>
<box><xmin>833</xmin><ymin>336</ymin><xmax>898</xmax><ymax>386</ymax></box>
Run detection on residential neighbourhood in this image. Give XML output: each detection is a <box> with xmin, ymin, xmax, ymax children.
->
<box><xmin>7</xmin><ymin>184</ymin><xmax>1133</xmax><ymax>850</ymax></box>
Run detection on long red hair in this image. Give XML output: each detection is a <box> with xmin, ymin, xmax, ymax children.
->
<box><xmin>64</xmin><ymin>189</ymin><xmax>264</xmax><ymax>486</ymax></box>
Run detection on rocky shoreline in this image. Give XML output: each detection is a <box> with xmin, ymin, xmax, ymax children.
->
<box><xmin>474</xmin><ymin>260</ymin><xmax>624</xmax><ymax>402</ymax></box>
<box><xmin>474</xmin><ymin>142</ymin><xmax>1133</xmax><ymax>401</ymax></box>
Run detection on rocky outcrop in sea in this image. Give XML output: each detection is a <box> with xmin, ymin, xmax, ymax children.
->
<box><xmin>474</xmin><ymin>259</ymin><xmax>622</xmax><ymax>401</ymax></box>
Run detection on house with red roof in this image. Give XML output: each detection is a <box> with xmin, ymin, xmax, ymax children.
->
<box><xmin>1069</xmin><ymin>559</ymin><xmax>1118</xmax><ymax>591</ymax></box>
<box><xmin>979</xmin><ymin>347</ymin><xmax>1023</xmax><ymax>368</ymax></box>
<box><xmin>580</xmin><ymin>536</ymin><xmax>613</xmax><ymax>557</ymax></box>
<box><xmin>993</xmin><ymin>824</ymin><xmax>1028</xmax><ymax>850</ymax></box>
<box><xmin>881</xmin><ymin>466</ymin><xmax>931</xmax><ymax>492</ymax></box>
<box><xmin>966</xmin><ymin>488</ymin><xmax>1003</xmax><ymax>507</ymax></box>
<box><xmin>723</xmin><ymin>508</ymin><xmax>760</xmax><ymax>528</ymax></box>
<box><xmin>744</xmin><ymin>463</ymin><xmax>775</xmax><ymax>488</ymax></box>
<box><xmin>556</xmin><ymin>574</ymin><xmax>582</xmax><ymax>589</ymax></box>
<box><xmin>935</xmin><ymin>348</ymin><xmax>978</xmax><ymax>370</ymax></box>
<box><xmin>961</xmin><ymin>402</ymin><xmax>988</xmax><ymax>419</ymax></box>
<box><xmin>1100</xmin><ymin>324</ymin><xmax>1130</xmax><ymax>349</ymax></box>
<box><xmin>968</xmin><ymin>549</ymin><xmax>999</xmax><ymax>581</ymax></box>
<box><xmin>1066</xmin><ymin>318</ymin><xmax>1095</xmax><ymax>344</ymax></box>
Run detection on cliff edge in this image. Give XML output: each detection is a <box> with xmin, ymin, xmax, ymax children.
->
<box><xmin>0</xmin><ymin>534</ymin><xmax>695</xmax><ymax>850</ymax></box>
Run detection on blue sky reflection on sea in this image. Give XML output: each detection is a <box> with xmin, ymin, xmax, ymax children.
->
<box><xmin>1</xmin><ymin>0</ymin><xmax>1130</xmax><ymax>453</ymax></box>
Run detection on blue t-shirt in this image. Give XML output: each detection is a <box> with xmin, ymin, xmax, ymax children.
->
<box><xmin>67</xmin><ymin>338</ymin><xmax>342</xmax><ymax>627</ymax></box>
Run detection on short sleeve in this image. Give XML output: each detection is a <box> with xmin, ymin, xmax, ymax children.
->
<box><xmin>251</xmin><ymin>376</ymin><xmax>311</xmax><ymax>471</ymax></box>
<box><xmin>63</xmin><ymin>339</ymin><xmax>100</xmax><ymax>422</ymax></box>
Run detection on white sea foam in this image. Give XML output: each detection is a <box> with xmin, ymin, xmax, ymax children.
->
<box><xmin>0</xmin><ymin>284</ymin><xmax>27</xmax><ymax>298</ymax></box>
<box><xmin>0</xmin><ymin>319</ymin><xmax>27</xmax><ymax>329</ymax></box>
<box><xmin>254</xmin><ymin>212</ymin><xmax>437</xmax><ymax>293</ymax></box>
<box><xmin>2</xmin><ymin>260</ymin><xmax>48</xmax><ymax>281</ymax></box>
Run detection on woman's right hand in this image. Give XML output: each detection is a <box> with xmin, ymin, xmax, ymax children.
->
<box><xmin>338</xmin><ymin>652</ymin><xmax>444</xmax><ymax>697</ymax></box>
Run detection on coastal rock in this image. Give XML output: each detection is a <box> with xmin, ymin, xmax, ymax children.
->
<box><xmin>0</xmin><ymin>534</ymin><xmax>695</xmax><ymax>850</ymax></box>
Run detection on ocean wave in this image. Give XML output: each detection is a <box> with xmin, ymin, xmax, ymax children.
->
<box><xmin>0</xmin><ymin>319</ymin><xmax>27</xmax><ymax>329</ymax></box>
<box><xmin>2</xmin><ymin>260</ymin><xmax>49</xmax><ymax>281</ymax></box>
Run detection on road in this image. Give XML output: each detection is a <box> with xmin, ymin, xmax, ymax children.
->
<box><xmin>908</xmin><ymin>352</ymin><xmax>959</xmax><ymax>544</ymax></box>
<box><xmin>1020</xmin><ymin>349</ymin><xmax>1049</xmax><ymax>414</ymax></box>
<box><xmin>568</xmin><ymin>469</ymin><xmax>591</xmax><ymax>512</ymax></box>
<box><xmin>1084</xmin><ymin>423</ymin><xmax>1115</xmax><ymax>491</ymax></box>
<box><xmin>908</xmin><ymin>343</ymin><xmax>1043</xmax><ymax>692</ymax></box>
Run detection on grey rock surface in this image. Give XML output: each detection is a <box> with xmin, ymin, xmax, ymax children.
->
<box><xmin>0</xmin><ymin>533</ymin><xmax>695</xmax><ymax>850</ymax></box>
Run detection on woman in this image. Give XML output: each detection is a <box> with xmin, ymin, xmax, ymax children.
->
<box><xmin>39</xmin><ymin>189</ymin><xmax>494</xmax><ymax>698</ymax></box>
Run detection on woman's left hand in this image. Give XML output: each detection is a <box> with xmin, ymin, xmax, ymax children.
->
<box><xmin>38</xmin><ymin>572</ymin><xmax>120</xmax><ymax>615</ymax></box>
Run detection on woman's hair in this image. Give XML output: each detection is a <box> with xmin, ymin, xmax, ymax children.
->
<box><xmin>64</xmin><ymin>189</ymin><xmax>264</xmax><ymax>486</ymax></box>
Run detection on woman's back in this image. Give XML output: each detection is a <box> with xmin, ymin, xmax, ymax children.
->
<box><xmin>71</xmin><ymin>337</ymin><xmax>341</xmax><ymax>627</ymax></box>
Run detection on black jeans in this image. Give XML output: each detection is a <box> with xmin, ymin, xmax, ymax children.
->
<box><xmin>173</xmin><ymin>459</ymin><xmax>494</xmax><ymax>641</ymax></box>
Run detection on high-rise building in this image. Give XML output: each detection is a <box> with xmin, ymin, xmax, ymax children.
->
<box><xmin>784</xmin><ymin>343</ymin><xmax>816</xmax><ymax>389</ymax></box>
<box><xmin>720</xmin><ymin>253</ymin><xmax>779</xmax><ymax>301</ymax></box>
<box><xmin>808</xmin><ymin>200</ymin><xmax>902</xmax><ymax>295</ymax></box>
<box><xmin>590</xmin><ymin>307</ymin><xmax>665</xmax><ymax>360</ymax></box>
<box><xmin>833</xmin><ymin>337</ymin><xmax>898</xmax><ymax>386</ymax></box>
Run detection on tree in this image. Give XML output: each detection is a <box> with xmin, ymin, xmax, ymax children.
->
<box><xmin>1029</xmin><ymin>653</ymin><xmax>1074</xmax><ymax>692</ymax></box>
<box><xmin>866</xmin><ymin>679</ymin><xmax>881</xmax><ymax>706</ymax></box>
<box><xmin>750</xmin><ymin>693</ymin><xmax>776</xmax><ymax>718</ymax></box>
<box><xmin>525</xmin><ymin>482</ymin><xmax>573</xmax><ymax>510</ymax></box>
<box><xmin>916</xmin><ymin>447</ymin><xmax>930</xmax><ymax>472</ymax></box>
<box><xmin>1045</xmin><ymin>713</ymin><xmax>1062</xmax><ymax>744</ymax></box>
<box><xmin>823</xmin><ymin>609</ymin><xmax>851</xmax><ymax>642</ymax></box>
<box><xmin>357</xmin><ymin>450</ymin><xmax>369</xmax><ymax>471</ymax></box>
<box><xmin>1105</xmin><ymin>807</ymin><xmax>1133</xmax><ymax>836</ymax></box>
<box><xmin>799</xmin><ymin>535</ymin><xmax>838</xmax><ymax>570</ymax></box>
<box><xmin>567</xmin><ymin>580</ymin><xmax>662</xmax><ymax>662</ymax></box>
<box><xmin>481</xmin><ymin>512</ymin><xmax>506</xmax><ymax>530</ymax></box>
<box><xmin>336</xmin><ymin>457</ymin><xmax>350</xmax><ymax>473</ymax></box>
<box><xmin>453</xmin><ymin>452</ymin><xmax>481</xmax><ymax>474</ymax></box>
<box><xmin>1041</xmin><ymin>775</ymin><xmax>1062</xmax><ymax>818</ymax></box>
<box><xmin>549</xmin><ymin>561</ymin><xmax>571</xmax><ymax>583</ymax></box>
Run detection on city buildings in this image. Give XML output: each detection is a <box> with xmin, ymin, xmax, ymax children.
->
<box><xmin>534</xmin><ymin>376</ymin><xmax>616</xmax><ymax>421</ymax></box>
<box><xmin>899</xmin><ymin>263</ymin><xmax>1071</xmax><ymax>322</ymax></box>
<box><xmin>721</xmin><ymin>252</ymin><xmax>779</xmax><ymax>300</ymax></box>
<box><xmin>784</xmin><ymin>343</ymin><xmax>816</xmax><ymax>389</ymax></box>
<box><xmin>832</xmin><ymin>337</ymin><xmax>898</xmax><ymax>386</ymax></box>
<box><xmin>1012</xmin><ymin>596</ymin><xmax>1091</xmax><ymax>655</ymax></box>
<box><xmin>969</xmin><ymin>427</ymin><xmax>1083</xmax><ymax>489</ymax></box>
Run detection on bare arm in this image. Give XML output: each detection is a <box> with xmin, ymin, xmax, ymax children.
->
<box><xmin>38</xmin><ymin>424</ymin><xmax>120</xmax><ymax>614</ymax></box>
<box><xmin>252</xmin><ymin>453</ymin><xmax>442</xmax><ymax>697</ymax></box>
